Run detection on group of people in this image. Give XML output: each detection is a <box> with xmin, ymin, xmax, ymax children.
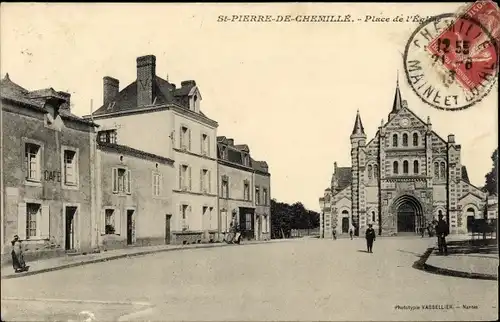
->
<box><xmin>332</xmin><ymin>214</ymin><xmax>450</xmax><ymax>255</ymax></box>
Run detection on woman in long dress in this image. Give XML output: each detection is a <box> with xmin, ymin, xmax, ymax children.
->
<box><xmin>11</xmin><ymin>235</ymin><xmax>27</xmax><ymax>273</ymax></box>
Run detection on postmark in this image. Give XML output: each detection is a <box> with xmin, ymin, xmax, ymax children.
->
<box><xmin>403</xmin><ymin>1</ymin><xmax>499</xmax><ymax>111</ymax></box>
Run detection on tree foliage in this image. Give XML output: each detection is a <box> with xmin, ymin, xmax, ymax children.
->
<box><xmin>483</xmin><ymin>148</ymin><xmax>498</xmax><ymax>195</ymax></box>
<box><xmin>270</xmin><ymin>199</ymin><xmax>320</xmax><ymax>239</ymax></box>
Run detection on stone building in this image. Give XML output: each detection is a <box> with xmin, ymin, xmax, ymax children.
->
<box><xmin>96</xmin><ymin>141</ymin><xmax>175</xmax><ymax>250</ymax></box>
<box><xmin>217</xmin><ymin>136</ymin><xmax>271</xmax><ymax>241</ymax></box>
<box><xmin>1</xmin><ymin>74</ymin><xmax>99</xmax><ymax>262</ymax></box>
<box><xmin>319</xmin><ymin>80</ymin><xmax>486</xmax><ymax>237</ymax></box>
<box><xmin>85</xmin><ymin>55</ymin><xmax>219</xmax><ymax>244</ymax></box>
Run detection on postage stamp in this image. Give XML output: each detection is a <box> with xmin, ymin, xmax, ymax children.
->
<box><xmin>403</xmin><ymin>0</ymin><xmax>500</xmax><ymax>111</ymax></box>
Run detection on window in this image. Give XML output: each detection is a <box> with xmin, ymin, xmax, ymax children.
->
<box><xmin>392</xmin><ymin>134</ymin><xmax>398</xmax><ymax>147</ymax></box>
<box><xmin>201</xmin><ymin>134</ymin><xmax>210</xmax><ymax>156</ymax></box>
<box><xmin>372</xmin><ymin>211</ymin><xmax>376</xmax><ymax>222</ymax></box>
<box><xmin>263</xmin><ymin>215</ymin><xmax>268</xmax><ymax>233</ymax></box>
<box><xmin>373</xmin><ymin>165</ymin><xmax>378</xmax><ymax>179</ymax></box>
<box><xmin>243</xmin><ymin>154</ymin><xmax>250</xmax><ymax>166</ymax></box>
<box><xmin>179</xmin><ymin>164</ymin><xmax>191</xmax><ymax>191</ymax></box>
<box><xmin>105</xmin><ymin>209</ymin><xmax>116</xmax><ymax>234</ymax></box>
<box><xmin>245</xmin><ymin>213</ymin><xmax>252</xmax><ymax>230</ymax></box>
<box><xmin>200</xmin><ymin>169</ymin><xmax>210</xmax><ymax>193</ymax></box>
<box><xmin>403</xmin><ymin>160</ymin><xmax>409</xmax><ymax>174</ymax></box>
<box><xmin>26</xmin><ymin>203</ymin><xmax>40</xmax><ymax>239</ymax></box>
<box><xmin>221</xmin><ymin>177</ymin><xmax>229</xmax><ymax>198</ymax></box>
<box><xmin>413</xmin><ymin>160</ymin><xmax>419</xmax><ymax>174</ymax></box>
<box><xmin>402</xmin><ymin>133</ymin><xmax>408</xmax><ymax>147</ymax></box>
<box><xmin>255</xmin><ymin>187</ymin><xmax>260</xmax><ymax>205</ymax></box>
<box><xmin>413</xmin><ymin>133</ymin><xmax>419</xmax><ymax>146</ymax></box>
<box><xmin>221</xmin><ymin>146</ymin><xmax>227</xmax><ymax>159</ymax></box>
<box><xmin>180</xmin><ymin>126</ymin><xmax>191</xmax><ymax>150</ymax></box>
<box><xmin>63</xmin><ymin>150</ymin><xmax>77</xmax><ymax>185</ymax></box>
<box><xmin>393</xmin><ymin>161</ymin><xmax>399</xmax><ymax>174</ymax></box>
<box><xmin>263</xmin><ymin>188</ymin><xmax>268</xmax><ymax>206</ymax></box>
<box><xmin>98</xmin><ymin>130</ymin><xmax>117</xmax><ymax>144</ymax></box>
<box><xmin>25</xmin><ymin>143</ymin><xmax>41</xmax><ymax>181</ymax></box>
<box><xmin>434</xmin><ymin>162</ymin><xmax>439</xmax><ymax>178</ymax></box>
<box><xmin>368</xmin><ymin>165</ymin><xmax>373</xmax><ymax>179</ymax></box>
<box><xmin>244</xmin><ymin>181</ymin><xmax>250</xmax><ymax>200</ymax></box>
<box><xmin>181</xmin><ymin>205</ymin><xmax>189</xmax><ymax>231</ymax></box>
<box><xmin>153</xmin><ymin>172</ymin><xmax>162</xmax><ymax>196</ymax></box>
<box><xmin>112</xmin><ymin>168</ymin><xmax>131</xmax><ymax>194</ymax></box>
<box><xmin>440</xmin><ymin>162</ymin><xmax>446</xmax><ymax>179</ymax></box>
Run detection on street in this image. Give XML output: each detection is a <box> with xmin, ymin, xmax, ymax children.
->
<box><xmin>1</xmin><ymin>237</ymin><xmax>498</xmax><ymax>321</ymax></box>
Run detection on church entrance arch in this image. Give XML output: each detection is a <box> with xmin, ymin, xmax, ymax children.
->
<box><xmin>392</xmin><ymin>195</ymin><xmax>424</xmax><ymax>235</ymax></box>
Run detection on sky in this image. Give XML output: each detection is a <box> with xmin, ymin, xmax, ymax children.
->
<box><xmin>1</xmin><ymin>3</ymin><xmax>497</xmax><ymax>212</ymax></box>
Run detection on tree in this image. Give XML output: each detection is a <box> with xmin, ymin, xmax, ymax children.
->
<box><xmin>483</xmin><ymin>148</ymin><xmax>498</xmax><ymax>195</ymax></box>
<box><xmin>270</xmin><ymin>199</ymin><xmax>321</xmax><ymax>239</ymax></box>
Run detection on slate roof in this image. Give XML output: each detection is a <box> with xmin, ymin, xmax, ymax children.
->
<box><xmin>217</xmin><ymin>136</ymin><xmax>269</xmax><ymax>174</ymax></box>
<box><xmin>1</xmin><ymin>73</ymin><xmax>96</xmax><ymax>126</ymax></box>
<box><xmin>351</xmin><ymin>110</ymin><xmax>365</xmax><ymax>136</ymax></box>
<box><xmin>392</xmin><ymin>82</ymin><xmax>403</xmax><ymax>113</ymax></box>
<box><xmin>97</xmin><ymin>141</ymin><xmax>174</xmax><ymax>164</ymax></box>
<box><xmin>461</xmin><ymin>166</ymin><xmax>470</xmax><ymax>184</ymax></box>
<box><xmin>332</xmin><ymin>167</ymin><xmax>352</xmax><ymax>191</ymax></box>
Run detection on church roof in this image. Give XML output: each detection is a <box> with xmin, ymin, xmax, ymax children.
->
<box><xmin>332</xmin><ymin>167</ymin><xmax>352</xmax><ymax>191</ymax></box>
<box><xmin>351</xmin><ymin>110</ymin><xmax>365</xmax><ymax>136</ymax></box>
<box><xmin>461</xmin><ymin>166</ymin><xmax>470</xmax><ymax>184</ymax></box>
<box><xmin>391</xmin><ymin>80</ymin><xmax>403</xmax><ymax>113</ymax></box>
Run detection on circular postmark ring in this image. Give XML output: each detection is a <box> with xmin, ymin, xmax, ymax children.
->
<box><xmin>404</xmin><ymin>12</ymin><xmax>499</xmax><ymax>112</ymax></box>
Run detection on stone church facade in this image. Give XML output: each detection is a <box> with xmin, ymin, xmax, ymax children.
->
<box><xmin>319</xmin><ymin>81</ymin><xmax>487</xmax><ymax>237</ymax></box>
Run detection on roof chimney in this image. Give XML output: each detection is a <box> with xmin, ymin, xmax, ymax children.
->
<box><xmin>136</xmin><ymin>55</ymin><xmax>156</xmax><ymax>106</ymax></box>
<box><xmin>448</xmin><ymin>134</ymin><xmax>455</xmax><ymax>144</ymax></box>
<box><xmin>334</xmin><ymin>162</ymin><xmax>338</xmax><ymax>173</ymax></box>
<box><xmin>57</xmin><ymin>91</ymin><xmax>71</xmax><ymax>111</ymax></box>
<box><xmin>181</xmin><ymin>80</ymin><xmax>196</xmax><ymax>88</ymax></box>
<box><xmin>227</xmin><ymin>138</ymin><xmax>234</xmax><ymax>146</ymax></box>
<box><xmin>103</xmin><ymin>76</ymin><xmax>119</xmax><ymax>107</ymax></box>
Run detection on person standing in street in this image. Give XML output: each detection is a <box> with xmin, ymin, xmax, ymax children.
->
<box><xmin>435</xmin><ymin>214</ymin><xmax>449</xmax><ymax>255</ymax></box>
<box><xmin>11</xmin><ymin>235</ymin><xmax>28</xmax><ymax>273</ymax></box>
<box><xmin>365</xmin><ymin>224</ymin><xmax>376</xmax><ymax>253</ymax></box>
<box><xmin>349</xmin><ymin>227</ymin><xmax>353</xmax><ymax>240</ymax></box>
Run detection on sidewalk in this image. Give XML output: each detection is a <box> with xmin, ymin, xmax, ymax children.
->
<box><xmin>1</xmin><ymin>239</ymin><xmax>285</xmax><ymax>280</ymax></box>
<box><xmin>423</xmin><ymin>236</ymin><xmax>498</xmax><ymax>280</ymax></box>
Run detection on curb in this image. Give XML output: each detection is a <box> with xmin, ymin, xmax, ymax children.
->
<box><xmin>2</xmin><ymin>240</ymin><xmax>282</xmax><ymax>280</ymax></box>
<box><xmin>413</xmin><ymin>246</ymin><xmax>498</xmax><ymax>281</ymax></box>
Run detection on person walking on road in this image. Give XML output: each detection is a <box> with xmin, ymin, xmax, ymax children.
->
<box><xmin>435</xmin><ymin>214</ymin><xmax>449</xmax><ymax>255</ymax></box>
<box><xmin>332</xmin><ymin>229</ymin><xmax>337</xmax><ymax>240</ymax></box>
<box><xmin>365</xmin><ymin>224</ymin><xmax>376</xmax><ymax>253</ymax></box>
<box><xmin>349</xmin><ymin>227</ymin><xmax>353</xmax><ymax>240</ymax></box>
<box><xmin>11</xmin><ymin>235</ymin><xmax>28</xmax><ymax>273</ymax></box>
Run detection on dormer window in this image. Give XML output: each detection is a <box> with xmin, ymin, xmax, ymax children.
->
<box><xmin>243</xmin><ymin>154</ymin><xmax>250</xmax><ymax>166</ymax></box>
<box><xmin>221</xmin><ymin>146</ymin><xmax>227</xmax><ymax>159</ymax></box>
<box><xmin>191</xmin><ymin>93</ymin><xmax>200</xmax><ymax>112</ymax></box>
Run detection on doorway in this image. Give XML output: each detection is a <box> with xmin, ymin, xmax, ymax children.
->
<box><xmin>397</xmin><ymin>202</ymin><xmax>416</xmax><ymax>233</ymax></box>
<box><xmin>65</xmin><ymin>206</ymin><xmax>77</xmax><ymax>251</ymax></box>
<box><xmin>165</xmin><ymin>214</ymin><xmax>171</xmax><ymax>244</ymax></box>
<box><xmin>342</xmin><ymin>217</ymin><xmax>349</xmax><ymax>233</ymax></box>
<box><xmin>239</xmin><ymin>207</ymin><xmax>255</xmax><ymax>240</ymax></box>
<box><xmin>127</xmin><ymin>209</ymin><xmax>135</xmax><ymax>245</ymax></box>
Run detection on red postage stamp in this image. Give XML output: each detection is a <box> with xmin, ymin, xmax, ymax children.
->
<box><xmin>426</xmin><ymin>0</ymin><xmax>500</xmax><ymax>93</ymax></box>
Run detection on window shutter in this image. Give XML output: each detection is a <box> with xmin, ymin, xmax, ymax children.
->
<box><xmin>101</xmin><ymin>208</ymin><xmax>106</xmax><ymax>234</ymax></box>
<box><xmin>40</xmin><ymin>204</ymin><xmax>50</xmax><ymax>239</ymax></box>
<box><xmin>208</xmin><ymin>171</ymin><xmax>211</xmax><ymax>193</ymax></box>
<box><xmin>179</xmin><ymin>126</ymin><xmax>183</xmax><ymax>148</ymax></box>
<box><xmin>179</xmin><ymin>165</ymin><xmax>182</xmax><ymax>189</ymax></box>
<box><xmin>36</xmin><ymin>148</ymin><xmax>42</xmax><ymax>180</ymax></box>
<box><xmin>127</xmin><ymin>170</ymin><xmax>132</xmax><ymax>194</ymax></box>
<box><xmin>159</xmin><ymin>174</ymin><xmax>163</xmax><ymax>196</ymax></box>
<box><xmin>17</xmin><ymin>203</ymin><xmax>27</xmax><ymax>240</ymax></box>
<box><xmin>115</xmin><ymin>209</ymin><xmax>121</xmax><ymax>235</ymax></box>
<box><xmin>112</xmin><ymin>168</ymin><xmax>118</xmax><ymax>193</ymax></box>
<box><xmin>200</xmin><ymin>169</ymin><xmax>204</xmax><ymax>192</ymax></box>
<box><xmin>207</xmin><ymin>137</ymin><xmax>210</xmax><ymax>157</ymax></box>
<box><xmin>200</xmin><ymin>134</ymin><xmax>204</xmax><ymax>155</ymax></box>
<box><xmin>188</xmin><ymin>167</ymin><xmax>192</xmax><ymax>190</ymax></box>
<box><xmin>152</xmin><ymin>171</ymin><xmax>155</xmax><ymax>196</ymax></box>
<box><xmin>188</xmin><ymin>129</ymin><xmax>192</xmax><ymax>151</ymax></box>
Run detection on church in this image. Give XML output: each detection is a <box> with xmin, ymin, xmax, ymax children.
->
<box><xmin>319</xmin><ymin>80</ymin><xmax>487</xmax><ymax>237</ymax></box>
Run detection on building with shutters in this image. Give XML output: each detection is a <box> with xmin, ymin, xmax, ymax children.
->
<box><xmin>217</xmin><ymin>136</ymin><xmax>271</xmax><ymax>241</ymax></box>
<box><xmin>1</xmin><ymin>73</ymin><xmax>99</xmax><ymax>262</ymax></box>
<box><xmin>319</xmin><ymin>80</ymin><xmax>487</xmax><ymax>238</ymax></box>
<box><xmin>85</xmin><ymin>54</ymin><xmax>219</xmax><ymax>244</ymax></box>
<box><xmin>95</xmin><ymin>141</ymin><xmax>175</xmax><ymax>250</ymax></box>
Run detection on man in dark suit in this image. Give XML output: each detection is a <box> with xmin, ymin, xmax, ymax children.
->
<box><xmin>435</xmin><ymin>214</ymin><xmax>449</xmax><ymax>255</ymax></box>
<box><xmin>365</xmin><ymin>224</ymin><xmax>376</xmax><ymax>253</ymax></box>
